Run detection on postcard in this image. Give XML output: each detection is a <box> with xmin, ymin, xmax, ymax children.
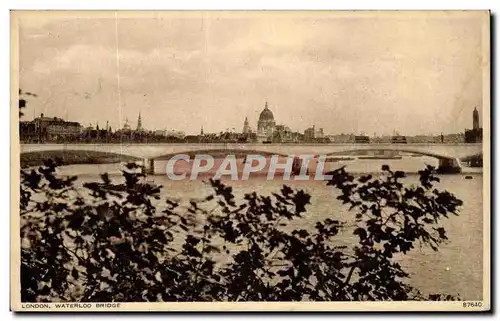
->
<box><xmin>10</xmin><ymin>10</ymin><xmax>490</xmax><ymax>312</ymax></box>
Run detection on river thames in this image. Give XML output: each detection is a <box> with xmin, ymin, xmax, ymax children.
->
<box><xmin>46</xmin><ymin>155</ymin><xmax>485</xmax><ymax>300</ymax></box>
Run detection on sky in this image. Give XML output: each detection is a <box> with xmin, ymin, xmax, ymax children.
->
<box><xmin>16</xmin><ymin>11</ymin><xmax>487</xmax><ymax>135</ymax></box>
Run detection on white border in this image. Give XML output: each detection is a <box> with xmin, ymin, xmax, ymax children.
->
<box><xmin>2</xmin><ymin>0</ymin><xmax>498</xmax><ymax>319</ymax></box>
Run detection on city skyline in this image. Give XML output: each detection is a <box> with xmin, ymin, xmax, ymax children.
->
<box><xmin>20</xmin><ymin>101</ymin><xmax>481</xmax><ymax>138</ymax></box>
<box><xmin>20</xmin><ymin>102</ymin><xmax>482</xmax><ymax>143</ymax></box>
<box><xmin>18</xmin><ymin>11</ymin><xmax>485</xmax><ymax>136</ymax></box>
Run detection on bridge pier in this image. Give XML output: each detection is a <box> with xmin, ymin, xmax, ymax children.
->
<box><xmin>437</xmin><ymin>157</ymin><xmax>462</xmax><ymax>174</ymax></box>
<box><xmin>142</xmin><ymin>158</ymin><xmax>155</xmax><ymax>175</ymax></box>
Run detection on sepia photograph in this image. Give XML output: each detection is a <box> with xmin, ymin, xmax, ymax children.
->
<box><xmin>10</xmin><ymin>10</ymin><xmax>490</xmax><ymax>312</ymax></box>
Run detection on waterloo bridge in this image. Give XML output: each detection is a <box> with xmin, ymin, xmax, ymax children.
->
<box><xmin>20</xmin><ymin>143</ymin><xmax>483</xmax><ymax>174</ymax></box>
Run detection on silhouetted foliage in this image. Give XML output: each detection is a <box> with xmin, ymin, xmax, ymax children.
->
<box><xmin>18</xmin><ymin>89</ymin><xmax>37</xmax><ymax>118</ymax></box>
<box><xmin>20</xmin><ymin>161</ymin><xmax>462</xmax><ymax>302</ymax></box>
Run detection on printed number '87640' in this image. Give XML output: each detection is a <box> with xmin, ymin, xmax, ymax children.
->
<box><xmin>462</xmin><ymin>301</ymin><xmax>483</xmax><ymax>308</ymax></box>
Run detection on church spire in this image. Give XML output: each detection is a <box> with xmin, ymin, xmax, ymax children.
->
<box><xmin>137</xmin><ymin>112</ymin><xmax>143</xmax><ymax>131</ymax></box>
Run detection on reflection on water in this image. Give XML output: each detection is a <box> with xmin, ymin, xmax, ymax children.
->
<box><xmin>50</xmin><ymin>158</ymin><xmax>483</xmax><ymax>300</ymax></box>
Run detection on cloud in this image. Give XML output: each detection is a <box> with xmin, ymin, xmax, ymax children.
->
<box><xmin>17</xmin><ymin>11</ymin><xmax>486</xmax><ymax>135</ymax></box>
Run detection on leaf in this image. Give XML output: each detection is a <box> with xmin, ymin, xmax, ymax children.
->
<box><xmin>277</xmin><ymin>269</ymin><xmax>289</xmax><ymax>277</ymax></box>
<box><xmin>358</xmin><ymin>175</ymin><xmax>372</xmax><ymax>183</ymax></box>
<box><xmin>353</xmin><ymin>227</ymin><xmax>368</xmax><ymax>241</ymax></box>
<box><xmin>40</xmin><ymin>285</ymin><xmax>51</xmax><ymax>295</ymax></box>
<box><xmin>293</xmin><ymin>229</ymin><xmax>309</xmax><ymax>238</ymax></box>
<box><xmin>394</xmin><ymin>171</ymin><xmax>406</xmax><ymax>179</ymax></box>
<box><xmin>68</xmin><ymin>213</ymin><xmax>85</xmax><ymax>230</ymax></box>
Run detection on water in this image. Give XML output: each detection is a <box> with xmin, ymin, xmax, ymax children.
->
<box><xmin>55</xmin><ymin>155</ymin><xmax>483</xmax><ymax>178</ymax></box>
<box><xmin>51</xmin><ymin>158</ymin><xmax>484</xmax><ymax>300</ymax></box>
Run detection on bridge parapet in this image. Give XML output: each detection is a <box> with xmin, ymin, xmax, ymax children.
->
<box><xmin>20</xmin><ymin>143</ymin><xmax>482</xmax><ymax>161</ymax></box>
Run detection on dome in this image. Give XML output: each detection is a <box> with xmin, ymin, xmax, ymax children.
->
<box><xmin>259</xmin><ymin>103</ymin><xmax>274</xmax><ymax>122</ymax></box>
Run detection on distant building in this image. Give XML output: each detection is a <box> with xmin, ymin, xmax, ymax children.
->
<box><xmin>406</xmin><ymin>135</ymin><xmax>438</xmax><ymax>144</ymax></box>
<box><xmin>167</xmin><ymin>130</ymin><xmax>186</xmax><ymax>139</ymax></box>
<box><xmin>20</xmin><ymin>113</ymin><xmax>81</xmax><ymax>142</ymax></box>
<box><xmin>304</xmin><ymin>126</ymin><xmax>315</xmax><ymax>141</ymax></box>
<box><xmin>240</xmin><ymin>132</ymin><xmax>257</xmax><ymax>143</ymax></box>
<box><xmin>391</xmin><ymin>135</ymin><xmax>408</xmax><ymax>144</ymax></box>
<box><xmin>465</xmin><ymin>107</ymin><xmax>482</xmax><ymax>143</ymax></box>
<box><xmin>81</xmin><ymin>122</ymin><xmax>111</xmax><ymax>141</ymax></box>
<box><xmin>257</xmin><ymin>102</ymin><xmax>276</xmax><ymax>142</ymax></box>
<box><xmin>19</xmin><ymin>121</ymin><xmax>37</xmax><ymax>142</ymax></box>
<box><xmin>304</xmin><ymin>125</ymin><xmax>324</xmax><ymax>142</ymax></box>
<box><xmin>274</xmin><ymin>124</ymin><xmax>296</xmax><ymax>143</ymax></box>
<box><xmin>328</xmin><ymin>133</ymin><xmax>355</xmax><ymax>143</ymax></box>
<box><xmin>154</xmin><ymin>129</ymin><xmax>167</xmax><ymax>137</ymax></box>
<box><xmin>122</xmin><ymin>118</ymin><xmax>131</xmax><ymax>132</ymax></box>
<box><xmin>242</xmin><ymin>102</ymin><xmax>304</xmax><ymax>143</ymax></box>
<box><xmin>473</xmin><ymin>107</ymin><xmax>480</xmax><ymax>130</ymax></box>
<box><xmin>136</xmin><ymin>112</ymin><xmax>143</xmax><ymax>131</ymax></box>
<box><xmin>112</xmin><ymin>113</ymin><xmax>148</xmax><ymax>140</ymax></box>
<box><xmin>184</xmin><ymin>135</ymin><xmax>201</xmax><ymax>143</ymax></box>
<box><xmin>315</xmin><ymin>127</ymin><xmax>324</xmax><ymax>139</ymax></box>
<box><xmin>354</xmin><ymin>135</ymin><xmax>370</xmax><ymax>143</ymax></box>
<box><xmin>242</xmin><ymin>117</ymin><xmax>251</xmax><ymax>134</ymax></box>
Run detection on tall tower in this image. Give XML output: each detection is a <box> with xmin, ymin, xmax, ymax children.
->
<box><xmin>243</xmin><ymin>117</ymin><xmax>250</xmax><ymax>134</ymax></box>
<box><xmin>201</xmin><ymin>126</ymin><xmax>204</xmax><ymax>135</ymax></box>
<box><xmin>136</xmin><ymin>112</ymin><xmax>143</xmax><ymax>131</ymax></box>
<box><xmin>473</xmin><ymin>107</ymin><xmax>480</xmax><ymax>130</ymax></box>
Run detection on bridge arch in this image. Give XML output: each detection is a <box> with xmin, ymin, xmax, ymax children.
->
<box><xmin>143</xmin><ymin>147</ymin><xmax>462</xmax><ymax>176</ymax></box>
<box><xmin>325</xmin><ymin>148</ymin><xmax>462</xmax><ymax>174</ymax></box>
<box><xmin>325</xmin><ymin>148</ymin><xmax>456</xmax><ymax>160</ymax></box>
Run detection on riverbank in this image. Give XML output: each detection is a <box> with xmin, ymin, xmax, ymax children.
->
<box><xmin>20</xmin><ymin>150</ymin><xmax>140</xmax><ymax>168</ymax></box>
<box><xmin>460</xmin><ymin>153</ymin><xmax>483</xmax><ymax>167</ymax></box>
